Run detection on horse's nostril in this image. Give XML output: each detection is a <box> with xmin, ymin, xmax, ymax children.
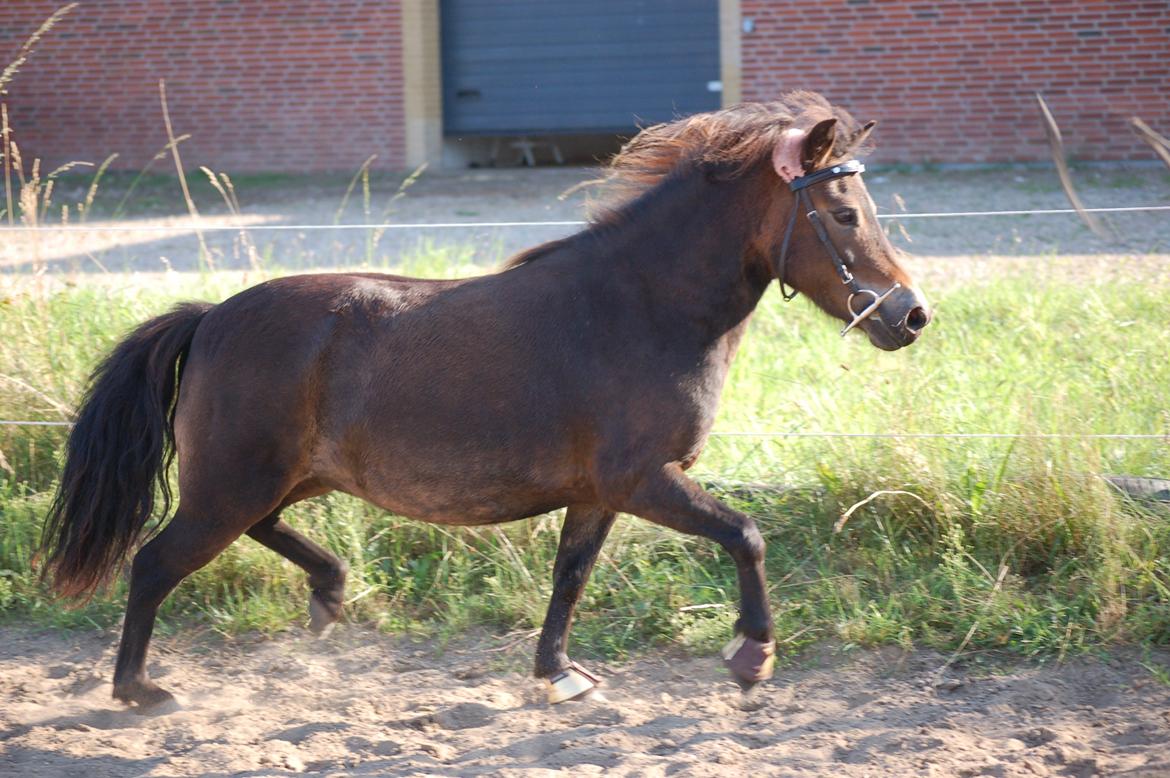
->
<box><xmin>905</xmin><ymin>307</ymin><xmax>929</xmax><ymax>333</ymax></box>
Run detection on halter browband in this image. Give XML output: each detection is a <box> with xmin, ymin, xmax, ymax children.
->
<box><xmin>789</xmin><ymin>159</ymin><xmax>865</xmax><ymax>192</ymax></box>
<box><xmin>775</xmin><ymin>159</ymin><xmax>902</xmax><ymax>338</ymax></box>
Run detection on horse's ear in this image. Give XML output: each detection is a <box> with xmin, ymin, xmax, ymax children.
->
<box><xmin>802</xmin><ymin>118</ymin><xmax>838</xmax><ymax>171</ymax></box>
<box><xmin>772</xmin><ymin>127</ymin><xmax>807</xmax><ymax>183</ymax></box>
<box><xmin>852</xmin><ymin>120</ymin><xmax>876</xmax><ymax>150</ymax></box>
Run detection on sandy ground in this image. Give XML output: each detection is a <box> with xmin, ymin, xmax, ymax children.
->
<box><xmin>2</xmin><ymin>624</ymin><xmax>1169</xmax><ymax>777</ymax></box>
<box><xmin>1</xmin><ymin>165</ymin><xmax>1167</xmax><ymax>274</ymax></box>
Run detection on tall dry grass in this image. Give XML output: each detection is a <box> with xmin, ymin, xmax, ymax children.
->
<box><xmin>2</xmin><ymin>270</ymin><xmax>1168</xmax><ymax>661</ymax></box>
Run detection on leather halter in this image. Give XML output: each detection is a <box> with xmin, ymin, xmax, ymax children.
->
<box><xmin>774</xmin><ymin>160</ymin><xmax>902</xmax><ymax>337</ymax></box>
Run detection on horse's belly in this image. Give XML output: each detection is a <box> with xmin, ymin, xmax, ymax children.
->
<box><xmin>351</xmin><ymin>479</ymin><xmax>577</xmax><ymax>526</ymax></box>
<box><xmin>315</xmin><ymin>434</ymin><xmax>587</xmax><ymax>525</ymax></box>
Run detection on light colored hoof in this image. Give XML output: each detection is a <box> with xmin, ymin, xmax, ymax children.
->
<box><xmin>546</xmin><ymin>664</ymin><xmax>600</xmax><ymax>704</ymax></box>
<box><xmin>722</xmin><ymin>633</ymin><xmax>776</xmax><ymax>685</ymax></box>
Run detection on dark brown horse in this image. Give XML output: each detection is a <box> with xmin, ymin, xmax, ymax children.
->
<box><xmin>41</xmin><ymin>92</ymin><xmax>930</xmax><ymax>708</ymax></box>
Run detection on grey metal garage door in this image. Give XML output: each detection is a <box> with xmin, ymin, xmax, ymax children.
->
<box><xmin>440</xmin><ymin>0</ymin><xmax>722</xmax><ymax>135</ymax></box>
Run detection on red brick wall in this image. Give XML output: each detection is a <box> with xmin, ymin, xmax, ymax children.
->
<box><xmin>0</xmin><ymin>1</ymin><xmax>404</xmax><ymax>173</ymax></box>
<box><xmin>741</xmin><ymin>0</ymin><xmax>1170</xmax><ymax>164</ymax></box>
<box><xmin>4</xmin><ymin>2</ymin><xmax>1168</xmax><ymax>170</ymax></box>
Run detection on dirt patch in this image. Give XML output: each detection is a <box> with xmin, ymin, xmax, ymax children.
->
<box><xmin>2</xmin><ymin>624</ymin><xmax>1168</xmax><ymax>776</ymax></box>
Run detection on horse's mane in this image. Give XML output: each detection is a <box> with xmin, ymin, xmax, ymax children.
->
<box><xmin>592</xmin><ymin>91</ymin><xmax>868</xmax><ymax>219</ymax></box>
<box><xmin>505</xmin><ymin>91</ymin><xmax>871</xmax><ymax>269</ymax></box>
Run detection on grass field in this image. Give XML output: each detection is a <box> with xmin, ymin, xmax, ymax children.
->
<box><xmin>1</xmin><ymin>258</ymin><xmax>1168</xmax><ymax>665</ymax></box>
<box><xmin>3</xmin><ymin>1</ymin><xmax>1162</xmax><ymax>670</ymax></box>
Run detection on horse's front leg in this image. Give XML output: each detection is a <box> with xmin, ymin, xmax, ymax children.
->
<box><xmin>616</xmin><ymin>463</ymin><xmax>775</xmax><ymax>689</ymax></box>
<box><xmin>534</xmin><ymin>503</ymin><xmax>616</xmax><ymax>703</ymax></box>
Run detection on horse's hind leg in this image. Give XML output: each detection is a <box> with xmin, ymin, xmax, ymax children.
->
<box><xmin>246</xmin><ymin>511</ymin><xmax>347</xmax><ymax>636</ymax></box>
<box><xmin>112</xmin><ymin>503</ymin><xmax>264</xmax><ymax>708</ymax></box>
<box><xmin>534</xmin><ymin>504</ymin><xmax>616</xmax><ymax>703</ymax></box>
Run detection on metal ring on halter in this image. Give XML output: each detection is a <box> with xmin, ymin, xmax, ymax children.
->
<box><xmin>840</xmin><ymin>282</ymin><xmax>902</xmax><ymax>337</ymax></box>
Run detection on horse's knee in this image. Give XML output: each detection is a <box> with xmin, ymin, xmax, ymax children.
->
<box><xmin>725</xmin><ymin>523</ymin><xmax>765</xmax><ymax>566</ymax></box>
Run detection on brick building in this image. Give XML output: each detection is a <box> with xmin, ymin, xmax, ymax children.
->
<box><xmin>1</xmin><ymin>1</ymin><xmax>1167</xmax><ymax>173</ymax></box>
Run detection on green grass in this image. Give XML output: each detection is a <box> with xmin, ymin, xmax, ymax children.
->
<box><xmin>1</xmin><ymin>263</ymin><xmax>1169</xmax><ymax>666</ymax></box>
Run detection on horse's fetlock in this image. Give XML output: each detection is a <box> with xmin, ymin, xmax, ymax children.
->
<box><xmin>533</xmin><ymin>651</ymin><xmax>571</xmax><ymax>680</ymax></box>
<box><xmin>326</xmin><ymin>558</ymin><xmax>349</xmax><ymax>588</ymax></box>
<box><xmin>310</xmin><ymin>559</ymin><xmax>348</xmax><ymax>593</ymax></box>
<box><xmin>734</xmin><ymin>616</ymin><xmax>772</xmax><ymax>644</ymax></box>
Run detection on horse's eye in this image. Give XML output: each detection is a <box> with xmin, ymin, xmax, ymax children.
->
<box><xmin>832</xmin><ymin>208</ymin><xmax>858</xmax><ymax>226</ymax></box>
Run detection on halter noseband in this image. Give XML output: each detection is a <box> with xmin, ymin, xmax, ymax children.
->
<box><xmin>775</xmin><ymin>159</ymin><xmax>902</xmax><ymax>338</ymax></box>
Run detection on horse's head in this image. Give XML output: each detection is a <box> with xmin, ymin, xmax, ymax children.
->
<box><xmin>758</xmin><ymin>115</ymin><xmax>931</xmax><ymax>351</ymax></box>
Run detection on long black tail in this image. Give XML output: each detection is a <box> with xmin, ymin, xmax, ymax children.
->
<box><xmin>40</xmin><ymin>302</ymin><xmax>213</xmax><ymax>600</ymax></box>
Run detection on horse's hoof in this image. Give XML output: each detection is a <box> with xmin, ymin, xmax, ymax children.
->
<box><xmin>113</xmin><ymin>679</ymin><xmax>177</xmax><ymax>712</ymax></box>
<box><xmin>309</xmin><ymin>592</ymin><xmax>341</xmax><ymax>636</ymax></box>
<box><xmin>546</xmin><ymin>663</ymin><xmax>601</xmax><ymax>704</ymax></box>
<box><xmin>722</xmin><ymin>633</ymin><xmax>775</xmax><ymax>688</ymax></box>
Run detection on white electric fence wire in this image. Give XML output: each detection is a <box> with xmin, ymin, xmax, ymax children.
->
<box><xmin>0</xmin><ymin>419</ymin><xmax>1164</xmax><ymax>440</ymax></box>
<box><xmin>3</xmin><ymin>201</ymin><xmax>1168</xmax><ymax>439</ymax></box>
<box><xmin>0</xmin><ymin>205</ymin><xmax>1168</xmax><ymax>233</ymax></box>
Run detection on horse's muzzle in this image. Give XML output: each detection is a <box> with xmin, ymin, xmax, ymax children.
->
<box><xmin>862</xmin><ymin>286</ymin><xmax>931</xmax><ymax>351</ymax></box>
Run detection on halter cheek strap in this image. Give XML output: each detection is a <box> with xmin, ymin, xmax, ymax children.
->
<box><xmin>776</xmin><ymin>160</ymin><xmax>864</xmax><ymax>301</ymax></box>
<box><xmin>774</xmin><ymin>160</ymin><xmax>902</xmax><ymax>338</ymax></box>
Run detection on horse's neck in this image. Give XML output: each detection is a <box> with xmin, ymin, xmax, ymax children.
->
<box><xmin>605</xmin><ymin>168</ymin><xmax>772</xmax><ymax>346</ymax></box>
